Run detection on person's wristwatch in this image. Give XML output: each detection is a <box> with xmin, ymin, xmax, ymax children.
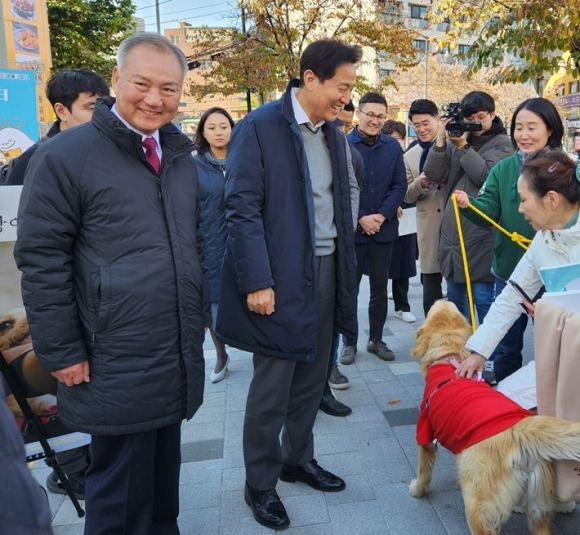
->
<box><xmin>460</xmin><ymin>143</ymin><xmax>471</xmax><ymax>152</ymax></box>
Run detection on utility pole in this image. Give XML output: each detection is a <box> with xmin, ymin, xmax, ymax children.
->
<box><xmin>241</xmin><ymin>5</ymin><xmax>252</xmax><ymax>113</ymax></box>
<box><xmin>155</xmin><ymin>0</ymin><xmax>161</xmax><ymax>34</ymax></box>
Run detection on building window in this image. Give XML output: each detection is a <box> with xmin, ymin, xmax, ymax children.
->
<box><xmin>570</xmin><ymin>81</ymin><xmax>580</xmax><ymax>94</ymax></box>
<box><xmin>414</xmin><ymin>39</ymin><xmax>427</xmax><ymax>59</ymax></box>
<box><xmin>436</xmin><ymin>17</ymin><xmax>450</xmax><ymax>32</ymax></box>
<box><xmin>171</xmin><ymin>34</ymin><xmax>180</xmax><ymax>45</ymax></box>
<box><xmin>455</xmin><ymin>44</ymin><xmax>470</xmax><ymax>65</ymax></box>
<box><xmin>381</xmin><ymin>0</ymin><xmax>402</xmax><ymax>21</ymax></box>
<box><xmin>410</xmin><ymin>4</ymin><xmax>427</xmax><ymax>28</ymax></box>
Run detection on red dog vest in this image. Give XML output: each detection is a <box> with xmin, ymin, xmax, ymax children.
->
<box><xmin>416</xmin><ymin>364</ymin><xmax>533</xmax><ymax>454</ymax></box>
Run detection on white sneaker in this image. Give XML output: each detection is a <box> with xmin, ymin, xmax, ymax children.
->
<box><xmin>394</xmin><ymin>310</ymin><xmax>416</xmax><ymax>323</ymax></box>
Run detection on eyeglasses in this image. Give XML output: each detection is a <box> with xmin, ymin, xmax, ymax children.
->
<box><xmin>465</xmin><ymin>112</ymin><xmax>490</xmax><ymax>122</ymax></box>
<box><xmin>359</xmin><ymin>110</ymin><xmax>387</xmax><ymax>123</ymax></box>
<box><xmin>412</xmin><ymin>118</ymin><xmax>436</xmax><ymax>130</ymax></box>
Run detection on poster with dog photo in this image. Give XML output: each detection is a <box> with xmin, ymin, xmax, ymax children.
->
<box><xmin>0</xmin><ymin>186</ymin><xmax>90</xmax><ymax>458</ymax></box>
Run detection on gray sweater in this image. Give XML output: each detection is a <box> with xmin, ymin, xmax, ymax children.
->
<box><xmin>300</xmin><ymin>124</ymin><xmax>337</xmax><ymax>256</ymax></box>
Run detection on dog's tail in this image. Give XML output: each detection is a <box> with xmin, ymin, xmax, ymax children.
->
<box><xmin>514</xmin><ymin>415</ymin><xmax>580</xmax><ymax>462</ymax></box>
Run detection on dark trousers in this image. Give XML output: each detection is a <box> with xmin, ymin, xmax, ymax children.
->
<box><xmin>492</xmin><ymin>276</ymin><xmax>529</xmax><ymax>382</ymax></box>
<box><xmin>392</xmin><ymin>278</ymin><xmax>410</xmax><ymax>312</ymax></box>
<box><xmin>421</xmin><ymin>272</ymin><xmax>443</xmax><ymax>316</ymax></box>
<box><xmin>84</xmin><ymin>423</ymin><xmax>181</xmax><ymax>535</ymax></box>
<box><xmin>345</xmin><ymin>240</ymin><xmax>394</xmax><ymax>346</ymax></box>
<box><xmin>322</xmin><ymin>331</ymin><xmax>340</xmax><ymax>397</ymax></box>
<box><xmin>244</xmin><ymin>255</ymin><xmax>335</xmax><ymax>490</ymax></box>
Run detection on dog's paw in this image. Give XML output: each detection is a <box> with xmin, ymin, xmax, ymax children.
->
<box><xmin>409</xmin><ymin>478</ymin><xmax>427</xmax><ymax>498</ymax></box>
<box><xmin>553</xmin><ymin>500</ymin><xmax>576</xmax><ymax>514</ymax></box>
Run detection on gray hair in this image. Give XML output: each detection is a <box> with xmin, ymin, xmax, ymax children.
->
<box><xmin>116</xmin><ymin>32</ymin><xmax>188</xmax><ymax>76</ymax></box>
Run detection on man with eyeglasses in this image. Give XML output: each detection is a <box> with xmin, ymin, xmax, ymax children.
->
<box><xmin>404</xmin><ymin>99</ymin><xmax>445</xmax><ymax>315</ymax></box>
<box><xmin>340</xmin><ymin>92</ymin><xmax>407</xmax><ymax>365</ymax></box>
<box><xmin>422</xmin><ymin>90</ymin><xmax>513</xmax><ymax>328</ymax></box>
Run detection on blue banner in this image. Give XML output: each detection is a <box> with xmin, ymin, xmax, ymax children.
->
<box><xmin>0</xmin><ymin>68</ymin><xmax>38</xmax><ymax>165</ymax></box>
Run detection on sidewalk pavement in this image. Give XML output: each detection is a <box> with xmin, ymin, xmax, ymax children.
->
<box><xmin>38</xmin><ymin>271</ymin><xmax>579</xmax><ymax>534</ymax></box>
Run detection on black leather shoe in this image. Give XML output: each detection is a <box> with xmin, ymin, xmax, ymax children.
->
<box><xmin>280</xmin><ymin>459</ymin><xmax>345</xmax><ymax>492</ymax></box>
<box><xmin>244</xmin><ymin>483</ymin><xmax>290</xmax><ymax>530</ymax></box>
<box><xmin>319</xmin><ymin>394</ymin><xmax>352</xmax><ymax>417</ymax></box>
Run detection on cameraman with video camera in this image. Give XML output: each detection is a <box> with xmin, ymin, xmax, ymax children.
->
<box><xmin>423</xmin><ymin>91</ymin><xmax>513</xmax><ymax>326</ymax></box>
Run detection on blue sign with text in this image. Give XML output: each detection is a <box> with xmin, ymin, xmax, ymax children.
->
<box><xmin>0</xmin><ymin>68</ymin><xmax>38</xmax><ymax>164</ymax></box>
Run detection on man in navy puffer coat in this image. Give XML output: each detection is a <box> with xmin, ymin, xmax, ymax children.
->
<box><xmin>217</xmin><ymin>39</ymin><xmax>360</xmax><ymax>529</ymax></box>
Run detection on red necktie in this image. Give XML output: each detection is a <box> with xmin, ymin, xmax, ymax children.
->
<box><xmin>142</xmin><ymin>137</ymin><xmax>160</xmax><ymax>174</ymax></box>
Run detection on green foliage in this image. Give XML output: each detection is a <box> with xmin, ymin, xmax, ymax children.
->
<box><xmin>431</xmin><ymin>0</ymin><xmax>580</xmax><ymax>84</ymax></box>
<box><xmin>47</xmin><ymin>0</ymin><xmax>136</xmax><ymax>80</ymax></box>
<box><xmin>187</xmin><ymin>0</ymin><xmax>419</xmax><ymax>99</ymax></box>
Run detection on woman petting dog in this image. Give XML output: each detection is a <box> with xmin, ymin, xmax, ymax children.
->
<box><xmin>410</xmin><ymin>299</ymin><xmax>580</xmax><ymax>535</ymax></box>
<box><xmin>408</xmin><ymin>150</ymin><xmax>580</xmax><ymax>534</ymax></box>
<box><xmin>456</xmin><ymin>149</ymin><xmax>580</xmax><ymax>380</ymax></box>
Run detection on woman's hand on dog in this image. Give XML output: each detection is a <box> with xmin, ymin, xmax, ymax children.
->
<box><xmin>51</xmin><ymin>361</ymin><xmax>90</xmax><ymax>387</ymax></box>
<box><xmin>455</xmin><ymin>352</ymin><xmax>486</xmax><ymax>380</ymax></box>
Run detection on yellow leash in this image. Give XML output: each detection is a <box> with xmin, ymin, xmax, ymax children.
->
<box><xmin>464</xmin><ymin>201</ymin><xmax>531</xmax><ymax>251</ymax></box>
<box><xmin>451</xmin><ymin>194</ymin><xmax>532</xmax><ymax>333</ymax></box>
<box><xmin>451</xmin><ymin>194</ymin><xmax>477</xmax><ymax>333</ymax></box>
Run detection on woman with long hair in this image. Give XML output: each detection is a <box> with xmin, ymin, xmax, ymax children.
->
<box><xmin>194</xmin><ymin>107</ymin><xmax>235</xmax><ymax>383</ymax></box>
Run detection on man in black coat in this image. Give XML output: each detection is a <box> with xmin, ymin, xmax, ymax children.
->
<box><xmin>15</xmin><ymin>33</ymin><xmax>207</xmax><ymax>535</ymax></box>
<box><xmin>4</xmin><ymin>68</ymin><xmax>109</xmax><ymax>501</ymax></box>
<box><xmin>217</xmin><ymin>40</ymin><xmax>360</xmax><ymax>529</ymax></box>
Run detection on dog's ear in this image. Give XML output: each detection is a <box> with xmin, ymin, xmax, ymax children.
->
<box><xmin>411</xmin><ymin>324</ymin><xmax>430</xmax><ymax>357</ymax></box>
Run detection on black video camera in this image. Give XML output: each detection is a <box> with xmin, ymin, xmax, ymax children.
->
<box><xmin>441</xmin><ymin>101</ymin><xmax>483</xmax><ymax>138</ymax></box>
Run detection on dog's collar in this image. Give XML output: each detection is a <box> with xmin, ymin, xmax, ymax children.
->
<box><xmin>430</xmin><ymin>353</ymin><xmax>485</xmax><ymax>382</ymax></box>
<box><xmin>432</xmin><ymin>353</ymin><xmax>461</xmax><ymax>368</ymax></box>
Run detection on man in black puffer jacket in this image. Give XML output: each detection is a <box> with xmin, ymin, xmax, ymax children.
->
<box><xmin>15</xmin><ymin>33</ymin><xmax>208</xmax><ymax>535</ymax></box>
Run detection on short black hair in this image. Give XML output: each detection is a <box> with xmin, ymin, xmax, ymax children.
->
<box><xmin>195</xmin><ymin>107</ymin><xmax>235</xmax><ymax>154</ymax></box>
<box><xmin>46</xmin><ymin>69</ymin><xmax>109</xmax><ymax>121</ymax></box>
<box><xmin>409</xmin><ymin>99</ymin><xmax>438</xmax><ymax>120</ymax></box>
<box><xmin>344</xmin><ymin>100</ymin><xmax>355</xmax><ymax>113</ymax></box>
<box><xmin>299</xmin><ymin>39</ymin><xmax>361</xmax><ymax>85</ymax></box>
<box><xmin>382</xmin><ymin>120</ymin><xmax>406</xmax><ymax>139</ymax></box>
<box><xmin>510</xmin><ymin>98</ymin><xmax>563</xmax><ymax>149</ymax></box>
<box><xmin>359</xmin><ymin>92</ymin><xmax>387</xmax><ymax>108</ymax></box>
<box><xmin>460</xmin><ymin>91</ymin><xmax>495</xmax><ymax>117</ymax></box>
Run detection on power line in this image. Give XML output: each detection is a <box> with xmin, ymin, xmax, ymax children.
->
<box><xmin>139</xmin><ymin>2</ymin><xmax>233</xmax><ymax>20</ymax></box>
<box><xmin>135</xmin><ymin>0</ymin><xmax>174</xmax><ymax>12</ymax></box>
<box><xmin>142</xmin><ymin>9</ymin><xmax>233</xmax><ymax>27</ymax></box>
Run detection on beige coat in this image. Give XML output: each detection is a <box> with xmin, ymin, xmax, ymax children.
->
<box><xmin>535</xmin><ymin>299</ymin><xmax>580</xmax><ymax>501</ymax></box>
<box><xmin>404</xmin><ymin>143</ymin><xmax>446</xmax><ymax>274</ymax></box>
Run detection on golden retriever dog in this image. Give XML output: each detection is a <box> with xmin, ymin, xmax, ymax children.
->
<box><xmin>0</xmin><ymin>307</ymin><xmax>30</xmax><ymax>350</ymax></box>
<box><xmin>409</xmin><ymin>300</ymin><xmax>580</xmax><ymax>535</ymax></box>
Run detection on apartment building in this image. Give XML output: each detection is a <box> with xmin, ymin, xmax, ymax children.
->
<box><xmin>378</xmin><ymin>0</ymin><xmax>472</xmax><ymax>79</ymax></box>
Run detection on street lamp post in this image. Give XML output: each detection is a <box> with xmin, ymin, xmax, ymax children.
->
<box><xmin>155</xmin><ymin>0</ymin><xmax>161</xmax><ymax>34</ymax></box>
